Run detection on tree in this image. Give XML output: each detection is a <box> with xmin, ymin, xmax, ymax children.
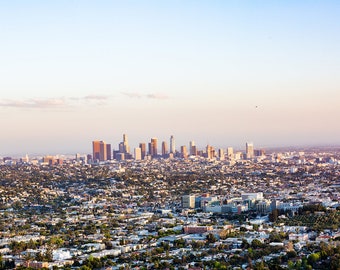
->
<box><xmin>206</xmin><ymin>233</ymin><xmax>217</xmax><ymax>243</ymax></box>
<box><xmin>174</xmin><ymin>238</ymin><xmax>185</xmax><ymax>248</ymax></box>
<box><xmin>83</xmin><ymin>255</ymin><xmax>103</xmax><ymax>269</ymax></box>
<box><xmin>241</xmin><ymin>239</ymin><xmax>250</xmax><ymax>249</ymax></box>
<box><xmin>12</xmin><ymin>201</ymin><xmax>23</xmax><ymax>210</ymax></box>
<box><xmin>269</xmin><ymin>231</ymin><xmax>287</xmax><ymax>242</ymax></box>
<box><xmin>27</xmin><ymin>240</ymin><xmax>37</xmax><ymax>249</ymax></box>
<box><xmin>248</xmin><ymin>248</ymin><xmax>254</xmax><ymax>259</ymax></box>
<box><xmin>191</xmin><ymin>240</ymin><xmax>204</xmax><ymax>250</ymax></box>
<box><xmin>251</xmin><ymin>239</ymin><xmax>264</xmax><ymax>249</ymax></box>
<box><xmin>80</xmin><ymin>266</ymin><xmax>91</xmax><ymax>270</ymax></box>
<box><xmin>269</xmin><ymin>209</ymin><xmax>279</xmax><ymax>222</ymax></box>
<box><xmin>308</xmin><ymin>252</ymin><xmax>320</xmax><ymax>265</ymax></box>
<box><xmin>287</xmin><ymin>260</ymin><xmax>294</xmax><ymax>270</ymax></box>
<box><xmin>10</xmin><ymin>241</ymin><xmax>27</xmax><ymax>254</ymax></box>
<box><xmin>45</xmin><ymin>248</ymin><xmax>53</xmax><ymax>262</ymax></box>
<box><xmin>253</xmin><ymin>261</ymin><xmax>267</xmax><ymax>270</ymax></box>
<box><xmin>286</xmin><ymin>250</ymin><xmax>297</xmax><ymax>259</ymax></box>
<box><xmin>253</xmin><ymin>224</ymin><xmax>260</xmax><ymax>231</ymax></box>
<box><xmin>330</xmin><ymin>254</ymin><xmax>340</xmax><ymax>270</ymax></box>
<box><xmin>48</xmin><ymin>236</ymin><xmax>64</xmax><ymax>248</ymax></box>
<box><xmin>104</xmin><ymin>240</ymin><xmax>113</xmax><ymax>250</ymax></box>
<box><xmin>36</xmin><ymin>252</ymin><xmax>44</xmax><ymax>262</ymax></box>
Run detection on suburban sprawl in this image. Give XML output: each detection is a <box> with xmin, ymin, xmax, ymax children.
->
<box><xmin>1</xmin><ymin>148</ymin><xmax>340</xmax><ymax>269</ymax></box>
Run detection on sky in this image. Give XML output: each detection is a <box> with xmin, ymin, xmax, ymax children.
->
<box><xmin>0</xmin><ymin>0</ymin><xmax>340</xmax><ymax>156</ymax></box>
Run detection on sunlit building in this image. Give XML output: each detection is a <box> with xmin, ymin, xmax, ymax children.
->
<box><xmin>139</xmin><ymin>143</ymin><xmax>146</xmax><ymax>159</ymax></box>
<box><xmin>189</xmin><ymin>141</ymin><xmax>197</xmax><ymax>156</ymax></box>
<box><xmin>206</xmin><ymin>145</ymin><xmax>215</xmax><ymax>159</ymax></box>
<box><xmin>227</xmin><ymin>147</ymin><xmax>234</xmax><ymax>159</ymax></box>
<box><xmin>181</xmin><ymin>145</ymin><xmax>188</xmax><ymax>159</ymax></box>
<box><xmin>150</xmin><ymin>138</ymin><xmax>158</xmax><ymax>157</ymax></box>
<box><xmin>170</xmin><ymin>135</ymin><xmax>175</xmax><ymax>154</ymax></box>
<box><xmin>92</xmin><ymin>140</ymin><xmax>108</xmax><ymax>161</ymax></box>
<box><xmin>182</xmin><ymin>195</ymin><xmax>195</xmax><ymax>208</ymax></box>
<box><xmin>99</xmin><ymin>141</ymin><xmax>107</xmax><ymax>161</ymax></box>
<box><xmin>218</xmin><ymin>148</ymin><xmax>225</xmax><ymax>160</ymax></box>
<box><xmin>161</xmin><ymin>141</ymin><xmax>168</xmax><ymax>157</ymax></box>
<box><xmin>92</xmin><ymin>140</ymin><xmax>101</xmax><ymax>161</ymax></box>
<box><xmin>123</xmin><ymin>134</ymin><xmax>130</xmax><ymax>154</ymax></box>
<box><xmin>246</xmin><ymin>142</ymin><xmax>254</xmax><ymax>159</ymax></box>
<box><xmin>134</xmin><ymin>147</ymin><xmax>142</xmax><ymax>160</ymax></box>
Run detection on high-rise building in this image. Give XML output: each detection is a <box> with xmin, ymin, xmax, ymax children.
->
<box><xmin>99</xmin><ymin>141</ymin><xmax>107</xmax><ymax>161</ymax></box>
<box><xmin>161</xmin><ymin>141</ymin><xmax>168</xmax><ymax>157</ymax></box>
<box><xmin>123</xmin><ymin>134</ymin><xmax>130</xmax><ymax>154</ymax></box>
<box><xmin>206</xmin><ymin>145</ymin><xmax>214</xmax><ymax>159</ymax></box>
<box><xmin>139</xmin><ymin>143</ymin><xmax>146</xmax><ymax>160</ymax></box>
<box><xmin>118</xmin><ymin>134</ymin><xmax>130</xmax><ymax>154</ymax></box>
<box><xmin>189</xmin><ymin>141</ymin><xmax>197</xmax><ymax>156</ymax></box>
<box><xmin>254</xmin><ymin>149</ymin><xmax>265</xmax><ymax>157</ymax></box>
<box><xmin>92</xmin><ymin>140</ymin><xmax>108</xmax><ymax>162</ymax></box>
<box><xmin>148</xmin><ymin>142</ymin><xmax>152</xmax><ymax>156</ymax></box>
<box><xmin>92</xmin><ymin>141</ymin><xmax>101</xmax><ymax>161</ymax></box>
<box><xmin>181</xmin><ymin>145</ymin><xmax>188</xmax><ymax>159</ymax></box>
<box><xmin>106</xmin><ymin>144</ymin><xmax>112</xmax><ymax>160</ymax></box>
<box><xmin>134</xmin><ymin>147</ymin><xmax>142</xmax><ymax>160</ymax></box>
<box><xmin>182</xmin><ymin>195</ymin><xmax>196</xmax><ymax>208</ymax></box>
<box><xmin>170</xmin><ymin>135</ymin><xmax>175</xmax><ymax>154</ymax></box>
<box><xmin>246</xmin><ymin>142</ymin><xmax>254</xmax><ymax>159</ymax></box>
<box><xmin>87</xmin><ymin>154</ymin><xmax>92</xmax><ymax>163</ymax></box>
<box><xmin>234</xmin><ymin>152</ymin><xmax>242</xmax><ymax>160</ymax></box>
<box><xmin>119</xmin><ymin>142</ymin><xmax>124</xmax><ymax>153</ymax></box>
<box><xmin>92</xmin><ymin>141</ymin><xmax>107</xmax><ymax>161</ymax></box>
<box><xmin>191</xmin><ymin>146</ymin><xmax>197</xmax><ymax>156</ymax></box>
<box><xmin>227</xmin><ymin>147</ymin><xmax>234</xmax><ymax>159</ymax></box>
<box><xmin>21</xmin><ymin>154</ymin><xmax>29</xmax><ymax>163</ymax></box>
<box><xmin>150</xmin><ymin>138</ymin><xmax>158</xmax><ymax>157</ymax></box>
<box><xmin>116</xmin><ymin>152</ymin><xmax>125</xmax><ymax>161</ymax></box>
<box><xmin>218</xmin><ymin>148</ymin><xmax>225</xmax><ymax>160</ymax></box>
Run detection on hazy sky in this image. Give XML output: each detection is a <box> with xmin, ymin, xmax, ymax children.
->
<box><xmin>1</xmin><ymin>1</ymin><xmax>340</xmax><ymax>156</ymax></box>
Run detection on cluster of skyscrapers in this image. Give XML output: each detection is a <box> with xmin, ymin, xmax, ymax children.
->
<box><xmin>92</xmin><ymin>140</ymin><xmax>112</xmax><ymax>161</ymax></box>
<box><xmin>90</xmin><ymin>134</ymin><xmax>264</xmax><ymax>163</ymax></box>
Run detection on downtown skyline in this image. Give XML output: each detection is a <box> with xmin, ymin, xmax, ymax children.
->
<box><xmin>1</xmin><ymin>1</ymin><xmax>340</xmax><ymax>155</ymax></box>
<box><xmin>91</xmin><ymin>134</ymin><xmax>258</xmax><ymax>162</ymax></box>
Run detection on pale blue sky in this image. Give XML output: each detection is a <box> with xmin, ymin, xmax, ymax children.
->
<box><xmin>0</xmin><ymin>1</ymin><xmax>339</xmax><ymax>155</ymax></box>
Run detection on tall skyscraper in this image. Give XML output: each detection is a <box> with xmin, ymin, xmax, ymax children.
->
<box><xmin>246</xmin><ymin>142</ymin><xmax>254</xmax><ymax>159</ymax></box>
<box><xmin>119</xmin><ymin>142</ymin><xmax>124</xmax><ymax>153</ymax></box>
<box><xmin>227</xmin><ymin>147</ymin><xmax>234</xmax><ymax>159</ymax></box>
<box><xmin>116</xmin><ymin>152</ymin><xmax>125</xmax><ymax>161</ymax></box>
<box><xmin>150</xmin><ymin>138</ymin><xmax>158</xmax><ymax>157</ymax></box>
<box><xmin>161</xmin><ymin>141</ymin><xmax>168</xmax><ymax>157</ymax></box>
<box><xmin>139</xmin><ymin>143</ymin><xmax>146</xmax><ymax>160</ymax></box>
<box><xmin>218</xmin><ymin>148</ymin><xmax>225</xmax><ymax>160</ymax></box>
<box><xmin>123</xmin><ymin>134</ymin><xmax>130</xmax><ymax>154</ymax></box>
<box><xmin>99</xmin><ymin>141</ymin><xmax>107</xmax><ymax>161</ymax></box>
<box><xmin>134</xmin><ymin>147</ymin><xmax>142</xmax><ymax>160</ymax></box>
<box><xmin>170</xmin><ymin>135</ymin><xmax>175</xmax><ymax>154</ymax></box>
<box><xmin>206</xmin><ymin>145</ymin><xmax>213</xmax><ymax>159</ymax></box>
<box><xmin>106</xmin><ymin>144</ymin><xmax>112</xmax><ymax>160</ymax></box>
<box><xmin>148</xmin><ymin>142</ymin><xmax>152</xmax><ymax>157</ymax></box>
<box><xmin>189</xmin><ymin>141</ymin><xmax>196</xmax><ymax>156</ymax></box>
<box><xmin>181</xmin><ymin>145</ymin><xmax>188</xmax><ymax>159</ymax></box>
<box><xmin>254</xmin><ymin>149</ymin><xmax>265</xmax><ymax>157</ymax></box>
<box><xmin>92</xmin><ymin>141</ymin><xmax>101</xmax><ymax>161</ymax></box>
<box><xmin>92</xmin><ymin>140</ymin><xmax>108</xmax><ymax>162</ymax></box>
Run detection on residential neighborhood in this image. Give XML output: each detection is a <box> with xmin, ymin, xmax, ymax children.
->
<box><xmin>1</xmin><ymin>147</ymin><xmax>340</xmax><ymax>269</ymax></box>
